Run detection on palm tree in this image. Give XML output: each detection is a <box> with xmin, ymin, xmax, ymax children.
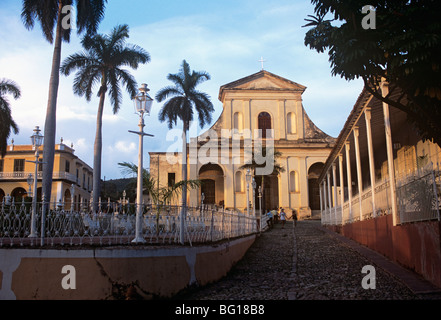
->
<box><xmin>240</xmin><ymin>145</ymin><xmax>285</xmax><ymax>214</ymax></box>
<box><xmin>61</xmin><ymin>24</ymin><xmax>150</xmax><ymax>211</ymax></box>
<box><xmin>21</xmin><ymin>0</ymin><xmax>107</xmax><ymax>204</ymax></box>
<box><xmin>118</xmin><ymin>161</ymin><xmax>201</xmax><ymax>235</ymax></box>
<box><xmin>118</xmin><ymin>161</ymin><xmax>155</xmax><ymax>198</ymax></box>
<box><xmin>156</xmin><ymin>60</ymin><xmax>214</xmax><ymax>244</ymax></box>
<box><xmin>0</xmin><ymin>79</ymin><xmax>21</xmax><ymax>157</ymax></box>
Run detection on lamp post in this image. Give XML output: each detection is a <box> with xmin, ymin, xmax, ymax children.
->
<box><xmin>246</xmin><ymin>168</ymin><xmax>251</xmax><ymax>215</ymax></box>
<box><xmin>28</xmin><ymin>126</ymin><xmax>43</xmax><ymax>238</ymax></box>
<box><xmin>70</xmin><ymin>184</ymin><xmax>75</xmax><ymax>213</ymax></box>
<box><xmin>252</xmin><ymin>177</ymin><xmax>257</xmax><ymax>230</ymax></box>
<box><xmin>200</xmin><ymin>192</ymin><xmax>205</xmax><ymax>216</ymax></box>
<box><xmin>27</xmin><ymin>174</ymin><xmax>33</xmax><ymax>194</ymax></box>
<box><xmin>258</xmin><ymin>185</ymin><xmax>262</xmax><ymax>232</ymax></box>
<box><xmin>130</xmin><ymin>83</ymin><xmax>154</xmax><ymax>243</ymax></box>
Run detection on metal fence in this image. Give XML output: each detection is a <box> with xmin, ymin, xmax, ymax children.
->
<box><xmin>396</xmin><ymin>164</ymin><xmax>441</xmax><ymax>224</ymax></box>
<box><xmin>0</xmin><ymin>200</ymin><xmax>267</xmax><ymax>247</ymax></box>
<box><xmin>322</xmin><ymin>163</ymin><xmax>441</xmax><ymax>226</ymax></box>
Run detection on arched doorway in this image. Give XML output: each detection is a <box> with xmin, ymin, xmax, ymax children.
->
<box><xmin>258</xmin><ymin>112</ymin><xmax>272</xmax><ymax>139</ymax></box>
<box><xmin>254</xmin><ymin>174</ymin><xmax>279</xmax><ymax>214</ymax></box>
<box><xmin>199</xmin><ymin>163</ymin><xmax>224</xmax><ymax>207</ymax></box>
<box><xmin>0</xmin><ymin>189</ymin><xmax>5</xmax><ymax>202</ymax></box>
<box><xmin>11</xmin><ymin>187</ymin><xmax>27</xmax><ymax>201</ymax></box>
<box><xmin>64</xmin><ymin>189</ymin><xmax>72</xmax><ymax>210</ymax></box>
<box><xmin>308</xmin><ymin>162</ymin><xmax>325</xmax><ymax>213</ymax></box>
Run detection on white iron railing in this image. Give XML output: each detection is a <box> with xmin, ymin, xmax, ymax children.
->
<box><xmin>0</xmin><ymin>200</ymin><xmax>267</xmax><ymax>247</ymax></box>
<box><xmin>321</xmin><ymin>164</ymin><xmax>440</xmax><ymax>226</ymax></box>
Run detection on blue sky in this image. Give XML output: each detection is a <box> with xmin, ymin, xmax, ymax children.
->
<box><xmin>0</xmin><ymin>0</ymin><xmax>363</xmax><ymax>180</ymax></box>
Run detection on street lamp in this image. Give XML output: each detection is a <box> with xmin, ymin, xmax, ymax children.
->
<box><xmin>70</xmin><ymin>184</ymin><xmax>75</xmax><ymax>213</ymax></box>
<box><xmin>246</xmin><ymin>168</ymin><xmax>251</xmax><ymax>215</ymax></box>
<box><xmin>28</xmin><ymin>126</ymin><xmax>43</xmax><ymax>238</ymax></box>
<box><xmin>130</xmin><ymin>83</ymin><xmax>154</xmax><ymax>243</ymax></box>
<box><xmin>27</xmin><ymin>173</ymin><xmax>33</xmax><ymax>194</ymax></box>
<box><xmin>258</xmin><ymin>185</ymin><xmax>263</xmax><ymax>232</ymax></box>
<box><xmin>200</xmin><ymin>192</ymin><xmax>205</xmax><ymax>216</ymax></box>
<box><xmin>252</xmin><ymin>176</ymin><xmax>256</xmax><ymax>216</ymax></box>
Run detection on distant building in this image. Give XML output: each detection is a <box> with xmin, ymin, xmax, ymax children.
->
<box><xmin>0</xmin><ymin>141</ymin><xmax>93</xmax><ymax>210</ymax></box>
<box><xmin>150</xmin><ymin>70</ymin><xmax>335</xmax><ymax>218</ymax></box>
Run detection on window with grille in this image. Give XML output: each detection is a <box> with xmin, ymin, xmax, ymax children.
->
<box><xmin>258</xmin><ymin>112</ymin><xmax>272</xmax><ymax>138</ymax></box>
<box><xmin>14</xmin><ymin>159</ymin><xmax>25</xmax><ymax>172</ymax></box>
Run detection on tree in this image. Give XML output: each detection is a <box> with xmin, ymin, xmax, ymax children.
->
<box><xmin>240</xmin><ymin>145</ymin><xmax>285</xmax><ymax>214</ymax></box>
<box><xmin>21</xmin><ymin>0</ymin><xmax>107</xmax><ymax>203</ymax></box>
<box><xmin>0</xmin><ymin>79</ymin><xmax>21</xmax><ymax>157</ymax></box>
<box><xmin>61</xmin><ymin>24</ymin><xmax>150</xmax><ymax>211</ymax></box>
<box><xmin>118</xmin><ymin>161</ymin><xmax>155</xmax><ymax>198</ymax></box>
<box><xmin>155</xmin><ymin>59</ymin><xmax>214</xmax><ymax>243</ymax></box>
<box><xmin>118</xmin><ymin>161</ymin><xmax>201</xmax><ymax>235</ymax></box>
<box><xmin>303</xmin><ymin>0</ymin><xmax>441</xmax><ymax>146</ymax></box>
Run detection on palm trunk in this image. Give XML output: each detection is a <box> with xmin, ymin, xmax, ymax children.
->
<box><xmin>42</xmin><ymin>3</ymin><xmax>63</xmax><ymax>221</ymax></box>
<box><xmin>179</xmin><ymin>121</ymin><xmax>188</xmax><ymax>244</ymax></box>
<box><xmin>92</xmin><ymin>89</ymin><xmax>106</xmax><ymax>212</ymax></box>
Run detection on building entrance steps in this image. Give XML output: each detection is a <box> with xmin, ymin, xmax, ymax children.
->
<box><xmin>177</xmin><ymin>220</ymin><xmax>441</xmax><ymax>300</ymax></box>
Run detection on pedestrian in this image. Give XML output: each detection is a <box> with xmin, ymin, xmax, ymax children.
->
<box><xmin>292</xmin><ymin>209</ymin><xmax>298</xmax><ymax>227</ymax></box>
<box><xmin>271</xmin><ymin>207</ymin><xmax>278</xmax><ymax>224</ymax></box>
<box><xmin>280</xmin><ymin>208</ymin><xmax>286</xmax><ymax>229</ymax></box>
<box><xmin>266</xmin><ymin>210</ymin><xmax>273</xmax><ymax>228</ymax></box>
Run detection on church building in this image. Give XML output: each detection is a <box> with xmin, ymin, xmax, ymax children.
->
<box><xmin>149</xmin><ymin>70</ymin><xmax>335</xmax><ymax>219</ymax></box>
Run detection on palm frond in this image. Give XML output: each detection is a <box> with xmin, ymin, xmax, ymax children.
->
<box><xmin>107</xmin><ymin>71</ymin><xmax>122</xmax><ymax>113</ymax></box>
<box><xmin>0</xmin><ymin>78</ymin><xmax>20</xmax><ymax>157</ymax></box>
<box><xmin>75</xmin><ymin>0</ymin><xmax>107</xmax><ymax>36</ymax></box>
<box><xmin>115</xmin><ymin>68</ymin><xmax>138</xmax><ymax>100</ymax></box>
<box><xmin>0</xmin><ymin>79</ymin><xmax>21</xmax><ymax>99</ymax></box>
<box><xmin>155</xmin><ymin>86</ymin><xmax>183</xmax><ymax>102</ymax></box>
<box><xmin>157</xmin><ymin>59</ymin><xmax>213</xmax><ymax>130</ymax></box>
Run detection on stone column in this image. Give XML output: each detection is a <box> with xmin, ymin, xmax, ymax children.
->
<box><xmin>381</xmin><ymin>81</ymin><xmax>398</xmax><ymax>226</ymax></box>
<box><xmin>338</xmin><ymin>154</ymin><xmax>345</xmax><ymax>224</ymax></box>
<box><xmin>364</xmin><ymin>107</ymin><xmax>376</xmax><ymax>217</ymax></box>
<box><xmin>353</xmin><ymin>126</ymin><xmax>363</xmax><ymax>221</ymax></box>
<box><xmin>345</xmin><ymin>141</ymin><xmax>353</xmax><ymax>220</ymax></box>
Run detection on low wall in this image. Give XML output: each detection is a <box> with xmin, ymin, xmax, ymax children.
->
<box><xmin>329</xmin><ymin>215</ymin><xmax>441</xmax><ymax>288</ymax></box>
<box><xmin>0</xmin><ymin>235</ymin><xmax>256</xmax><ymax>300</ymax></box>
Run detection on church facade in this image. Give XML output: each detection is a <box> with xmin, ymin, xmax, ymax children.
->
<box><xmin>149</xmin><ymin>70</ymin><xmax>335</xmax><ymax>219</ymax></box>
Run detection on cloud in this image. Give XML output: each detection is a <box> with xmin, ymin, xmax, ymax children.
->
<box><xmin>0</xmin><ymin>0</ymin><xmax>365</xmax><ymax>180</ymax></box>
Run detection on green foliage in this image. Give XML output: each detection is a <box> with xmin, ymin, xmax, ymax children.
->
<box><xmin>60</xmin><ymin>24</ymin><xmax>150</xmax><ymax>113</ymax></box>
<box><xmin>21</xmin><ymin>0</ymin><xmax>107</xmax><ymax>44</ymax></box>
<box><xmin>0</xmin><ymin>79</ymin><xmax>20</xmax><ymax>157</ymax></box>
<box><xmin>117</xmin><ymin>161</ymin><xmax>201</xmax><ymax>206</ymax></box>
<box><xmin>156</xmin><ymin>59</ymin><xmax>214</xmax><ymax>130</ymax></box>
<box><xmin>304</xmin><ymin>0</ymin><xmax>441</xmax><ymax>145</ymax></box>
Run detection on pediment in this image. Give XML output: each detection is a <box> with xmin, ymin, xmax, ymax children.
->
<box><xmin>219</xmin><ymin>70</ymin><xmax>306</xmax><ymax>101</ymax></box>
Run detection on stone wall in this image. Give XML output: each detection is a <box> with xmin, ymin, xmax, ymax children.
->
<box><xmin>0</xmin><ymin>235</ymin><xmax>256</xmax><ymax>300</ymax></box>
<box><xmin>328</xmin><ymin>215</ymin><xmax>441</xmax><ymax>288</ymax></box>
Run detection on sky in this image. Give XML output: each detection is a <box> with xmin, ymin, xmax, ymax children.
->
<box><xmin>0</xmin><ymin>0</ymin><xmax>364</xmax><ymax>180</ymax></box>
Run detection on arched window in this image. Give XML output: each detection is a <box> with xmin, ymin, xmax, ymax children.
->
<box><xmin>235</xmin><ymin>171</ymin><xmax>244</xmax><ymax>192</ymax></box>
<box><xmin>258</xmin><ymin>112</ymin><xmax>272</xmax><ymax>138</ymax></box>
<box><xmin>233</xmin><ymin>112</ymin><xmax>243</xmax><ymax>133</ymax></box>
<box><xmin>287</xmin><ymin>112</ymin><xmax>296</xmax><ymax>134</ymax></box>
<box><xmin>64</xmin><ymin>189</ymin><xmax>72</xmax><ymax>210</ymax></box>
<box><xmin>11</xmin><ymin>187</ymin><xmax>27</xmax><ymax>200</ymax></box>
<box><xmin>289</xmin><ymin>171</ymin><xmax>299</xmax><ymax>193</ymax></box>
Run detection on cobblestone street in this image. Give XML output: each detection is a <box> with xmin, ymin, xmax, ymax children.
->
<box><xmin>177</xmin><ymin>220</ymin><xmax>440</xmax><ymax>300</ymax></box>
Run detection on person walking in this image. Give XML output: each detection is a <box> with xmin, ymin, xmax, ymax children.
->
<box><xmin>280</xmin><ymin>208</ymin><xmax>287</xmax><ymax>229</ymax></box>
<box><xmin>266</xmin><ymin>210</ymin><xmax>273</xmax><ymax>228</ymax></box>
<box><xmin>292</xmin><ymin>209</ymin><xmax>298</xmax><ymax>227</ymax></box>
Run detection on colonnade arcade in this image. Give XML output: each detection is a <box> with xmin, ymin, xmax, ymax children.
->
<box><xmin>319</xmin><ymin>84</ymin><xmax>417</xmax><ymax>227</ymax></box>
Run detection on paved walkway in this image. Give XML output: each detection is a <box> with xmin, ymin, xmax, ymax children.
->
<box><xmin>177</xmin><ymin>220</ymin><xmax>441</xmax><ymax>300</ymax></box>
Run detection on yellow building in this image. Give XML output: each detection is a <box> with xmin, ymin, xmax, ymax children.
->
<box><xmin>150</xmin><ymin>70</ymin><xmax>336</xmax><ymax>218</ymax></box>
<box><xmin>0</xmin><ymin>141</ymin><xmax>92</xmax><ymax>210</ymax></box>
